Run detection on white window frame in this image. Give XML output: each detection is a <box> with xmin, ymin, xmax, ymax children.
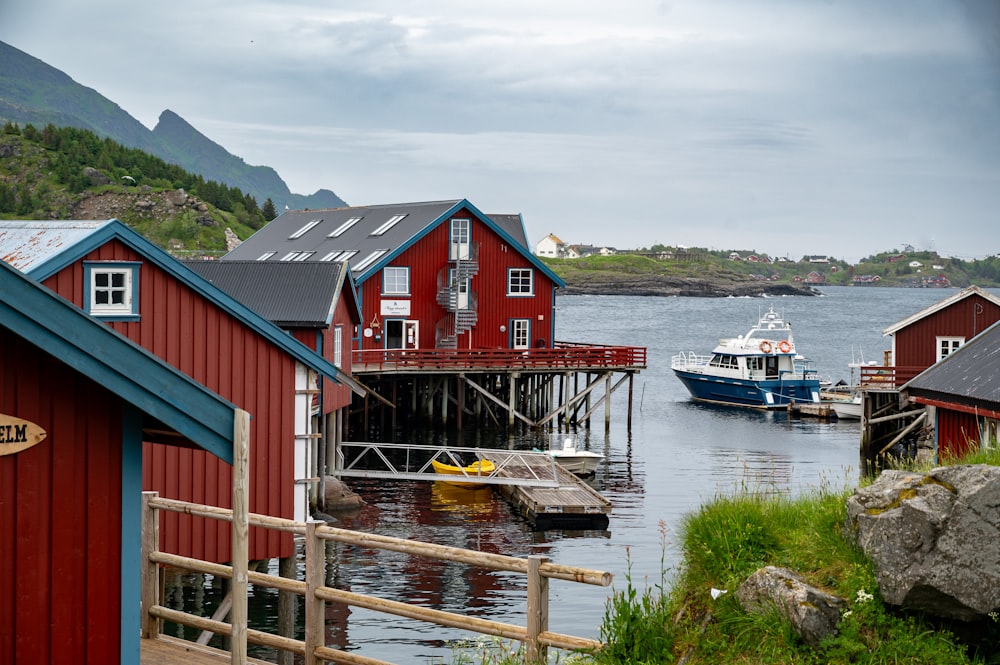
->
<box><xmin>333</xmin><ymin>326</ymin><xmax>343</xmax><ymax>368</ymax></box>
<box><xmin>321</xmin><ymin>250</ymin><xmax>359</xmax><ymax>262</ymax></box>
<box><xmin>256</xmin><ymin>251</ymin><xmax>277</xmax><ymax>261</ymax></box>
<box><xmin>370</xmin><ymin>214</ymin><xmax>407</xmax><ymax>236</ymax></box>
<box><xmin>507</xmin><ymin>268</ymin><xmax>534</xmax><ymax>296</ymax></box>
<box><xmin>289</xmin><ymin>219</ymin><xmax>322</xmax><ymax>239</ymax></box>
<box><xmin>936</xmin><ymin>336</ymin><xmax>964</xmax><ymax>362</ymax></box>
<box><xmin>450</xmin><ymin>218</ymin><xmax>471</xmax><ymax>260</ymax></box>
<box><xmin>354</xmin><ymin>249</ymin><xmax>389</xmax><ymax>272</ymax></box>
<box><xmin>85</xmin><ymin>262</ymin><xmax>140</xmax><ymax>318</ymax></box>
<box><xmin>328</xmin><ymin>217</ymin><xmax>362</xmax><ymax>237</ymax></box>
<box><xmin>511</xmin><ymin>319</ymin><xmax>530</xmax><ymax>349</ymax></box>
<box><xmin>383</xmin><ymin>267</ymin><xmax>410</xmax><ymax>295</ymax></box>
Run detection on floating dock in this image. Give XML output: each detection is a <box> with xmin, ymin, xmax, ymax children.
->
<box><xmin>787</xmin><ymin>401</ymin><xmax>837</xmax><ymax>419</ymax></box>
<box><xmin>483</xmin><ymin>452</ymin><xmax>611</xmax><ymax>530</ymax></box>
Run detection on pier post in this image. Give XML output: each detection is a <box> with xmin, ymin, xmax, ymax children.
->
<box><xmin>508</xmin><ymin>373</ymin><xmax>518</xmax><ymax>429</ymax></box>
<box><xmin>604</xmin><ymin>374</ymin><xmax>612</xmax><ymax>432</ymax></box>
<box><xmin>526</xmin><ymin>554</ymin><xmax>550</xmax><ymax>664</ymax></box>
<box><xmin>277</xmin><ymin>555</ymin><xmax>297</xmax><ymax>665</ymax></box>
<box><xmin>231</xmin><ymin>409</ymin><xmax>251</xmax><ymax>664</ymax></box>
<box><xmin>304</xmin><ymin>521</ymin><xmax>324</xmax><ymax>665</ymax></box>
<box><xmin>141</xmin><ymin>491</ymin><xmax>160</xmax><ymax>639</ymax></box>
<box><xmin>627</xmin><ymin>372</ymin><xmax>634</xmax><ymax>433</ymax></box>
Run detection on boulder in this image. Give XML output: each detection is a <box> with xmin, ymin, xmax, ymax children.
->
<box><xmin>82</xmin><ymin>166</ymin><xmax>110</xmax><ymax>186</ymax></box>
<box><xmin>736</xmin><ymin>566</ymin><xmax>847</xmax><ymax>646</ymax></box>
<box><xmin>323</xmin><ymin>476</ymin><xmax>365</xmax><ymax>511</ymax></box>
<box><xmin>844</xmin><ymin>465</ymin><xmax>1000</xmax><ymax>621</ymax></box>
<box><xmin>166</xmin><ymin>188</ymin><xmax>188</xmax><ymax>206</ymax></box>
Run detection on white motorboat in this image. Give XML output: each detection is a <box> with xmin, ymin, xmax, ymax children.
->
<box><xmin>550</xmin><ymin>438</ymin><xmax>604</xmax><ymax>476</ymax></box>
<box><xmin>831</xmin><ymin>393</ymin><xmax>863</xmax><ymax>420</ymax></box>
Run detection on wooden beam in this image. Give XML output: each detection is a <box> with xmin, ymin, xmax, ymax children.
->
<box><xmin>230</xmin><ymin>409</ymin><xmax>251</xmax><ymax>665</ymax></box>
<box><xmin>462</xmin><ymin>374</ymin><xmax>535</xmax><ymax>426</ymax></box>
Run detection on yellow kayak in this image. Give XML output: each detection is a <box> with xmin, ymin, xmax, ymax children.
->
<box><xmin>431</xmin><ymin>458</ymin><xmax>496</xmax><ymax>488</ymax></box>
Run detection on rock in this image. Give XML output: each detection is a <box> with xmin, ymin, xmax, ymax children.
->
<box><xmin>736</xmin><ymin>566</ymin><xmax>847</xmax><ymax>646</ymax></box>
<box><xmin>166</xmin><ymin>188</ymin><xmax>188</xmax><ymax>206</ymax></box>
<box><xmin>82</xmin><ymin>166</ymin><xmax>110</xmax><ymax>186</ymax></box>
<box><xmin>323</xmin><ymin>476</ymin><xmax>365</xmax><ymax>511</ymax></box>
<box><xmin>844</xmin><ymin>465</ymin><xmax>1000</xmax><ymax>621</ymax></box>
<box><xmin>225</xmin><ymin>227</ymin><xmax>242</xmax><ymax>251</ymax></box>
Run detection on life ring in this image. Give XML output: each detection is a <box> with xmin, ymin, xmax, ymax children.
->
<box><xmin>778</xmin><ymin>340</ymin><xmax>792</xmax><ymax>353</ymax></box>
<box><xmin>759</xmin><ymin>340</ymin><xmax>773</xmax><ymax>353</ymax></box>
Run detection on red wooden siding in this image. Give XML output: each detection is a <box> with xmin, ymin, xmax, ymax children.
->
<box><xmin>358</xmin><ymin>207</ymin><xmax>556</xmax><ymax>351</ymax></box>
<box><xmin>894</xmin><ymin>295</ymin><xmax>1000</xmax><ymax>370</ymax></box>
<box><xmin>1</xmin><ymin>330</ymin><xmax>123</xmax><ymax>665</ymax></box>
<box><xmin>41</xmin><ymin>239</ymin><xmax>297</xmax><ymax>562</ymax></box>
<box><xmin>937</xmin><ymin>408</ymin><xmax>982</xmax><ymax>459</ymax></box>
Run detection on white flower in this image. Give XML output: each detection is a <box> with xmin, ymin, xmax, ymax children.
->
<box><xmin>842</xmin><ymin>610</ymin><xmax>853</xmax><ymax>618</ymax></box>
<box><xmin>855</xmin><ymin>589</ymin><xmax>874</xmax><ymax>604</ymax></box>
<box><xmin>710</xmin><ymin>588</ymin><xmax>727</xmax><ymax>600</ymax></box>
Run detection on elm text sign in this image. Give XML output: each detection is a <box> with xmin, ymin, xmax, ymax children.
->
<box><xmin>0</xmin><ymin>413</ymin><xmax>47</xmax><ymax>456</ymax></box>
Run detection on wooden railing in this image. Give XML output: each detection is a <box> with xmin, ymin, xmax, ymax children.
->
<box><xmin>859</xmin><ymin>365</ymin><xmax>925</xmax><ymax>389</ymax></box>
<box><xmin>141</xmin><ymin>493</ymin><xmax>611</xmax><ymax>665</ymax></box>
<box><xmin>352</xmin><ymin>341</ymin><xmax>647</xmax><ymax>372</ymax></box>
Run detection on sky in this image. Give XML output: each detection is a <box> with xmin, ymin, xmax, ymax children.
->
<box><xmin>2</xmin><ymin>1</ymin><xmax>999</xmax><ymax>263</ymax></box>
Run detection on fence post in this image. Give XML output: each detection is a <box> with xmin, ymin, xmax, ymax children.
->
<box><xmin>304</xmin><ymin>521</ymin><xmax>325</xmax><ymax>665</ymax></box>
<box><xmin>231</xmin><ymin>409</ymin><xmax>251</xmax><ymax>665</ymax></box>
<box><xmin>526</xmin><ymin>554</ymin><xmax>550</xmax><ymax>664</ymax></box>
<box><xmin>141</xmin><ymin>491</ymin><xmax>159</xmax><ymax>639</ymax></box>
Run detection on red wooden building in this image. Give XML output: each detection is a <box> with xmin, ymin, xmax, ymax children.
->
<box><xmin>867</xmin><ymin>286</ymin><xmax>1000</xmax><ymax>387</ymax></box>
<box><xmin>0</xmin><ymin>220</ymin><xmax>364</xmax><ymax>563</ymax></box>
<box><xmin>903</xmin><ymin>319</ymin><xmax>1000</xmax><ymax>458</ymax></box>
<box><xmin>220</xmin><ymin>199</ymin><xmax>566</xmax><ymax>352</ymax></box>
<box><xmin>0</xmin><ymin>259</ymin><xmax>240</xmax><ymax>665</ymax></box>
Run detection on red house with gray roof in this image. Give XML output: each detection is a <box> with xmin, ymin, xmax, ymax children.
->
<box><xmin>221</xmin><ymin>199</ymin><xmax>565</xmax><ymax>353</ymax></box>
<box><xmin>0</xmin><ymin>219</ymin><xmax>364</xmax><ymax>563</ymax></box>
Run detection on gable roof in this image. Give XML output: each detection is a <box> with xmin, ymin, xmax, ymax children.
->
<box><xmin>883</xmin><ymin>286</ymin><xmax>1000</xmax><ymax>336</ymax></box>
<box><xmin>486</xmin><ymin>213</ymin><xmax>529</xmax><ymax>248</ymax></box>
<box><xmin>184</xmin><ymin>260</ymin><xmax>361</xmax><ymax>328</ymax></box>
<box><xmin>903</xmin><ymin>319</ymin><xmax>1000</xmax><ymax>409</ymax></box>
<box><xmin>220</xmin><ymin>199</ymin><xmax>565</xmax><ymax>288</ymax></box>
<box><xmin>0</xmin><ymin>220</ymin><xmax>366</xmax><ymax>396</ymax></box>
<box><xmin>0</xmin><ymin>259</ymin><xmax>237</xmax><ymax>461</ymax></box>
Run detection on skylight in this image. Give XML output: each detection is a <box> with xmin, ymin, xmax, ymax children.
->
<box><xmin>280</xmin><ymin>251</ymin><xmax>315</xmax><ymax>261</ymax></box>
<box><xmin>289</xmin><ymin>219</ymin><xmax>322</xmax><ymax>239</ymax></box>
<box><xmin>353</xmin><ymin>249</ymin><xmax>389</xmax><ymax>272</ymax></box>
<box><xmin>256</xmin><ymin>251</ymin><xmax>277</xmax><ymax>261</ymax></box>
<box><xmin>321</xmin><ymin>250</ymin><xmax>359</xmax><ymax>262</ymax></box>
<box><xmin>328</xmin><ymin>217</ymin><xmax>362</xmax><ymax>238</ymax></box>
<box><xmin>369</xmin><ymin>214</ymin><xmax>407</xmax><ymax>236</ymax></box>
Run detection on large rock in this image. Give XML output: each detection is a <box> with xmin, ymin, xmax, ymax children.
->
<box><xmin>844</xmin><ymin>465</ymin><xmax>1000</xmax><ymax>621</ymax></box>
<box><xmin>736</xmin><ymin>566</ymin><xmax>847</xmax><ymax>646</ymax></box>
<box><xmin>323</xmin><ymin>476</ymin><xmax>365</xmax><ymax>511</ymax></box>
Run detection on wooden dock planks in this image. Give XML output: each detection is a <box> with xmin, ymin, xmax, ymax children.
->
<box><xmin>484</xmin><ymin>453</ymin><xmax>611</xmax><ymax>530</ymax></box>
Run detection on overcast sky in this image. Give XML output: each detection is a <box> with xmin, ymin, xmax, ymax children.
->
<box><xmin>2</xmin><ymin>1</ymin><xmax>999</xmax><ymax>262</ymax></box>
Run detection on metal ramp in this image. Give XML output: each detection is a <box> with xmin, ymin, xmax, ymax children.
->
<box><xmin>333</xmin><ymin>442</ymin><xmax>561</xmax><ymax>488</ymax></box>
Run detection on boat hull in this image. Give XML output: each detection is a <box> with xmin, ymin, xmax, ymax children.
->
<box><xmin>831</xmin><ymin>401</ymin><xmax>862</xmax><ymax>420</ymax></box>
<box><xmin>431</xmin><ymin>459</ymin><xmax>496</xmax><ymax>488</ymax></box>
<box><xmin>550</xmin><ymin>451</ymin><xmax>603</xmax><ymax>475</ymax></box>
<box><xmin>673</xmin><ymin>369</ymin><xmax>821</xmax><ymax>409</ymax></box>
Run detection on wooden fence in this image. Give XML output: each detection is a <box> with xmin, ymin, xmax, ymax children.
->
<box><xmin>141</xmin><ymin>492</ymin><xmax>612</xmax><ymax>665</ymax></box>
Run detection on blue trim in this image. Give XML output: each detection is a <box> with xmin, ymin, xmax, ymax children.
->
<box><xmin>355</xmin><ymin>199</ymin><xmax>566</xmax><ymax>289</ymax></box>
<box><xmin>83</xmin><ymin>261</ymin><xmax>141</xmax><ymax>320</ymax></box>
<box><xmin>23</xmin><ymin>219</ymin><xmax>363</xmax><ymax>395</ymax></box>
<box><xmin>120</xmin><ymin>405</ymin><xmax>143</xmax><ymax>665</ymax></box>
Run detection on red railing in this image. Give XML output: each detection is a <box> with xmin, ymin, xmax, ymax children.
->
<box><xmin>859</xmin><ymin>365</ymin><xmax>925</xmax><ymax>389</ymax></box>
<box><xmin>351</xmin><ymin>341</ymin><xmax>647</xmax><ymax>372</ymax></box>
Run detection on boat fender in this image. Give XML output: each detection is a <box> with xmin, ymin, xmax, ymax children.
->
<box><xmin>759</xmin><ymin>340</ymin><xmax>773</xmax><ymax>353</ymax></box>
<box><xmin>778</xmin><ymin>340</ymin><xmax>792</xmax><ymax>353</ymax></box>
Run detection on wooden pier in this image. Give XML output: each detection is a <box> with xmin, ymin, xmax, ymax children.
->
<box><xmin>483</xmin><ymin>452</ymin><xmax>611</xmax><ymax>530</ymax></box>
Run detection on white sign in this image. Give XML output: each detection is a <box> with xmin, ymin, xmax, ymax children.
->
<box><xmin>381</xmin><ymin>300</ymin><xmax>411</xmax><ymax>316</ymax></box>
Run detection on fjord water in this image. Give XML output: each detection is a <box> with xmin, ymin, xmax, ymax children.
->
<box><xmin>220</xmin><ymin>286</ymin><xmax>996</xmax><ymax>663</ymax></box>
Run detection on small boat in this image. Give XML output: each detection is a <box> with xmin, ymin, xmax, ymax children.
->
<box><xmin>831</xmin><ymin>393</ymin><xmax>863</xmax><ymax>420</ymax></box>
<box><xmin>550</xmin><ymin>438</ymin><xmax>604</xmax><ymax>476</ymax></box>
<box><xmin>431</xmin><ymin>458</ymin><xmax>496</xmax><ymax>488</ymax></box>
<box><xmin>671</xmin><ymin>305</ymin><xmax>822</xmax><ymax>409</ymax></box>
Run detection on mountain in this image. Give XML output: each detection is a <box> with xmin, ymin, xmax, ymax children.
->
<box><xmin>0</xmin><ymin>40</ymin><xmax>346</xmax><ymax>211</ymax></box>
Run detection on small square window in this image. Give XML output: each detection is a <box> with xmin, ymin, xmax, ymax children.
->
<box><xmin>507</xmin><ymin>268</ymin><xmax>534</xmax><ymax>296</ymax></box>
<box><xmin>86</xmin><ymin>263</ymin><xmax>139</xmax><ymax>318</ymax></box>
<box><xmin>383</xmin><ymin>267</ymin><xmax>410</xmax><ymax>295</ymax></box>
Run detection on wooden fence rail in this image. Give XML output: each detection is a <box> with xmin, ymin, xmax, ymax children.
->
<box><xmin>141</xmin><ymin>493</ymin><xmax>612</xmax><ymax>665</ymax></box>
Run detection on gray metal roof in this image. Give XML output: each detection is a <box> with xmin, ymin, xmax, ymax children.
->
<box><xmin>904</xmin><ymin>320</ymin><xmax>1000</xmax><ymax>408</ymax></box>
<box><xmin>0</xmin><ymin>220</ymin><xmax>112</xmax><ymax>272</ymax></box>
<box><xmin>220</xmin><ymin>199</ymin><xmax>564</xmax><ymax>288</ymax></box>
<box><xmin>184</xmin><ymin>260</ymin><xmax>356</xmax><ymax>328</ymax></box>
<box><xmin>487</xmin><ymin>214</ymin><xmax>528</xmax><ymax>248</ymax></box>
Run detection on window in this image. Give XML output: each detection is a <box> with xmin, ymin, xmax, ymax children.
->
<box><xmin>511</xmin><ymin>319</ymin><xmax>530</xmax><ymax>349</ymax></box>
<box><xmin>354</xmin><ymin>249</ymin><xmax>389</xmax><ymax>272</ymax></box>
<box><xmin>289</xmin><ymin>219</ymin><xmax>321</xmax><ymax>239</ymax></box>
<box><xmin>450</xmin><ymin>218</ymin><xmax>471</xmax><ymax>260</ymax></box>
<box><xmin>321</xmin><ymin>250</ymin><xmax>359</xmax><ymax>262</ymax></box>
<box><xmin>383</xmin><ymin>267</ymin><xmax>410</xmax><ymax>295</ymax></box>
<box><xmin>333</xmin><ymin>326</ymin><xmax>343</xmax><ymax>368</ymax></box>
<box><xmin>328</xmin><ymin>217</ymin><xmax>362</xmax><ymax>238</ymax></box>
<box><xmin>85</xmin><ymin>262</ymin><xmax>139</xmax><ymax>318</ymax></box>
<box><xmin>256</xmin><ymin>251</ymin><xmax>277</xmax><ymax>261</ymax></box>
<box><xmin>280</xmin><ymin>251</ymin><xmax>315</xmax><ymax>261</ymax></box>
<box><xmin>507</xmin><ymin>268</ymin><xmax>534</xmax><ymax>296</ymax></box>
<box><xmin>370</xmin><ymin>214</ymin><xmax>407</xmax><ymax>236</ymax></box>
<box><xmin>937</xmin><ymin>337</ymin><xmax>964</xmax><ymax>361</ymax></box>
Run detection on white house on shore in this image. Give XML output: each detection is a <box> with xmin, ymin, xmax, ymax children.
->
<box><xmin>535</xmin><ymin>233</ymin><xmax>568</xmax><ymax>258</ymax></box>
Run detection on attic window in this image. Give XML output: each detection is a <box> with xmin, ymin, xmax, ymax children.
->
<box><xmin>369</xmin><ymin>214</ymin><xmax>407</xmax><ymax>236</ymax></box>
<box><xmin>281</xmin><ymin>251</ymin><xmax>315</xmax><ymax>261</ymax></box>
<box><xmin>84</xmin><ymin>262</ymin><xmax>140</xmax><ymax>320</ymax></box>
<box><xmin>328</xmin><ymin>217</ymin><xmax>362</xmax><ymax>238</ymax></box>
<box><xmin>321</xmin><ymin>250</ymin><xmax>359</xmax><ymax>262</ymax></box>
<box><xmin>256</xmin><ymin>251</ymin><xmax>277</xmax><ymax>261</ymax></box>
<box><xmin>289</xmin><ymin>219</ymin><xmax>322</xmax><ymax>239</ymax></box>
<box><xmin>353</xmin><ymin>249</ymin><xmax>389</xmax><ymax>272</ymax></box>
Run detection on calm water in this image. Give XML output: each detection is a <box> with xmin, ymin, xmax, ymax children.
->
<box><xmin>171</xmin><ymin>286</ymin><xmax>998</xmax><ymax>663</ymax></box>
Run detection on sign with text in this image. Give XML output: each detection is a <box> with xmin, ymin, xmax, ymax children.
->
<box><xmin>380</xmin><ymin>300</ymin><xmax>411</xmax><ymax>316</ymax></box>
<box><xmin>0</xmin><ymin>413</ymin><xmax>47</xmax><ymax>456</ymax></box>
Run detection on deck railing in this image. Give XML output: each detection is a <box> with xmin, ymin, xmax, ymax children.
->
<box><xmin>859</xmin><ymin>365</ymin><xmax>924</xmax><ymax>389</ymax></box>
<box><xmin>352</xmin><ymin>341</ymin><xmax>647</xmax><ymax>372</ymax></box>
<box><xmin>141</xmin><ymin>492</ymin><xmax>611</xmax><ymax>665</ymax></box>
